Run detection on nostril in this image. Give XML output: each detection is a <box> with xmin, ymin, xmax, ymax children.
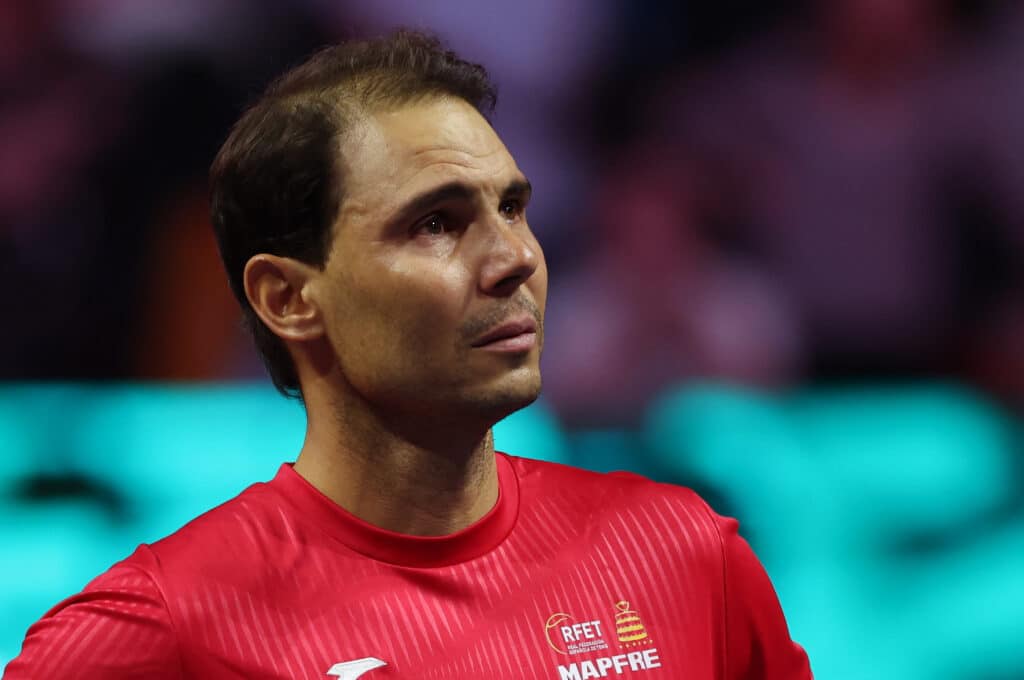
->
<box><xmin>492</xmin><ymin>275</ymin><xmax>523</xmax><ymax>293</ymax></box>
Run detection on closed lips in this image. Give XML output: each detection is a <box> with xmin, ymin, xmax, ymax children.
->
<box><xmin>471</xmin><ymin>318</ymin><xmax>537</xmax><ymax>346</ymax></box>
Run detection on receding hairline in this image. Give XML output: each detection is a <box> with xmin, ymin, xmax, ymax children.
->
<box><xmin>267</xmin><ymin>90</ymin><xmax>492</xmax><ymax>240</ymax></box>
<box><xmin>267</xmin><ymin>56</ymin><xmax>497</xmax><ymax>122</ymax></box>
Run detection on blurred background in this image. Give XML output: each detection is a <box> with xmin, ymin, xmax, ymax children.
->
<box><xmin>2</xmin><ymin>0</ymin><xmax>1023</xmax><ymax>677</ymax></box>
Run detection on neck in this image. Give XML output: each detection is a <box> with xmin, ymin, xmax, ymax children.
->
<box><xmin>293</xmin><ymin>379</ymin><xmax>500</xmax><ymax>537</ymax></box>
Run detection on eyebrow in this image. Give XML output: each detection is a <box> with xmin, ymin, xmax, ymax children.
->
<box><xmin>394</xmin><ymin>177</ymin><xmax>533</xmax><ymax>223</ymax></box>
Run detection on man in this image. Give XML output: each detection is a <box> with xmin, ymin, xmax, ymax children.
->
<box><xmin>5</xmin><ymin>31</ymin><xmax>812</xmax><ymax>679</ymax></box>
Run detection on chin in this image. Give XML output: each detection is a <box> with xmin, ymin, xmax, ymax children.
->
<box><xmin>468</xmin><ymin>372</ymin><xmax>542</xmax><ymax>421</ymax></box>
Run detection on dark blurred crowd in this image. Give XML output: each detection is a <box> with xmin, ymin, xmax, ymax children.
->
<box><xmin>5</xmin><ymin>0</ymin><xmax>1024</xmax><ymax>424</ymax></box>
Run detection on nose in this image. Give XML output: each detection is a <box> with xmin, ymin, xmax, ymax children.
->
<box><xmin>478</xmin><ymin>220</ymin><xmax>541</xmax><ymax>297</ymax></box>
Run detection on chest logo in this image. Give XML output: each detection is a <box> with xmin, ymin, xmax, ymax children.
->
<box><xmin>544</xmin><ymin>599</ymin><xmax>661</xmax><ymax>678</ymax></box>
<box><xmin>613</xmin><ymin>601</ymin><xmax>652</xmax><ymax>648</ymax></box>
<box><xmin>326</xmin><ymin>657</ymin><xmax>387</xmax><ymax>679</ymax></box>
<box><xmin>545</xmin><ymin>613</ymin><xmax>609</xmax><ymax>655</ymax></box>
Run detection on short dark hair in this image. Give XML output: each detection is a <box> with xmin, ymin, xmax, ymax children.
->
<box><xmin>209</xmin><ymin>30</ymin><xmax>498</xmax><ymax>399</ymax></box>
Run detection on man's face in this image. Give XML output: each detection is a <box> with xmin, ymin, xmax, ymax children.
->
<box><xmin>313</xmin><ymin>97</ymin><xmax>547</xmax><ymax>423</ymax></box>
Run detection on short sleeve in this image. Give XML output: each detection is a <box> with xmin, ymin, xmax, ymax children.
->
<box><xmin>3</xmin><ymin>547</ymin><xmax>182</xmax><ymax>679</ymax></box>
<box><xmin>716</xmin><ymin>514</ymin><xmax>813</xmax><ymax>679</ymax></box>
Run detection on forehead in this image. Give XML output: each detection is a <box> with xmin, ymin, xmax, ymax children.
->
<box><xmin>338</xmin><ymin>97</ymin><xmax>521</xmax><ymax>219</ymax></box>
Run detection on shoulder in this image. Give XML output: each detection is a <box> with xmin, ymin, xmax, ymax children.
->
<box><xmin>142</xmin><ymin>479</ymin><xmax>286</xmax><ymax>580</ymax></box>
<box><xmin>501</xmin><ymin>452</ymin><xmax>722</xmax><ymax>534</ymax></box>
<box><xmin>4</xmin><ymin>553</ymin><xmax>182</xmax><ymax>679</ymax></box>
<box><xmin>5</xmin><ymin>480</ymin><xmax>281</xmax><ymax>680</ymax></box>
<box><xmin>503</xmin><ymin>452</ymin><xmax>707</xmax><ymax>499</ymax></box>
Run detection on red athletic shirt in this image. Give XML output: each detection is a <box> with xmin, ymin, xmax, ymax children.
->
<box><xmin>5</xmin><ymin>453</ymin><xmax>812</xmax><ymax>679</ymax></box>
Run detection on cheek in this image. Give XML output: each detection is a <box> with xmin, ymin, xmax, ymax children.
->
<box><xmin>394</xmin><ymin>267</ymin><xmax>473</xmax><ymax>351</ymax></box>
<box><xmin>335</xmin><ymin>260</ymin><xmax>471</xmax><ymax>367</ymax></box>
<box><xmin>531</xmin><ymin>254</ymin><xmax>549</xmax><ymax>314</ymax></box>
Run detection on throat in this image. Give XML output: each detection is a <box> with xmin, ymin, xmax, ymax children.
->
<box><xmin>293</xmin><ymin>428</ymin><xmax>499</xmax><ymax>537</ymax></box>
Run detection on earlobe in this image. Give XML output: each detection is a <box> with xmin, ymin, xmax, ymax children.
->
<box><xmin>243</xmin><ymin>254</ymin><xmax>325</xmax><ymax>342</ymax></box>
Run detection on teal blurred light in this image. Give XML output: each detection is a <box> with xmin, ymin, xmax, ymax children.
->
<box><xmin>1</xmin><ymin>381</ymin><xmax>1022</xmax><ymax>679</ymax></box>
<box><xmin>492</xmin><ymin>396</ymin><xmax>571</xmax><ymax>464</ymax></box>
<box><xmin>644</xmin><ymin>380</ymin><xmax>1022</xmax><ymax>680</ymax></box>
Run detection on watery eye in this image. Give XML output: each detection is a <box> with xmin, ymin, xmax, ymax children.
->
<box><xmin>418</xmin><ymin>214</ymin><xmax>447</xmax><ymax>235</ymax></box>
<box><xmin>500</xmin><ymin>200</ymin><xmax>521</xmax><ymax>221</ymax></box>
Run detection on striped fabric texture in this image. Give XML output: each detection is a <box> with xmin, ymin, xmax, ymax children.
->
<box><xmin>5</xmin><ymin>453</ymin><xmax>811</xmax><ymax>679</ymax></box>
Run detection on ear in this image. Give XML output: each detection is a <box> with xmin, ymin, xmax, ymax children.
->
<box><xmin>243</xmin><ymin>254</ymin><xmax>325</xmax><ymax>342</ymax></box>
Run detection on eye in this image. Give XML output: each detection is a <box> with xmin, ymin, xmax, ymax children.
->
<box><xmin>499</xmin><ymin>199</ymin><xmax>523</xmax><ymax>222</ymax></box>
<box><xmin>415</xmin><ymin>213</ymin><xmax>449</xmax><ymax>236</ymax></box>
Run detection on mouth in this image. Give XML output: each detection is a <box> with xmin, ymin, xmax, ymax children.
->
<box><xmin>471</xmin><ymin>316</ymin><xmax>539</xmax><ymax>352</ymax></box>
